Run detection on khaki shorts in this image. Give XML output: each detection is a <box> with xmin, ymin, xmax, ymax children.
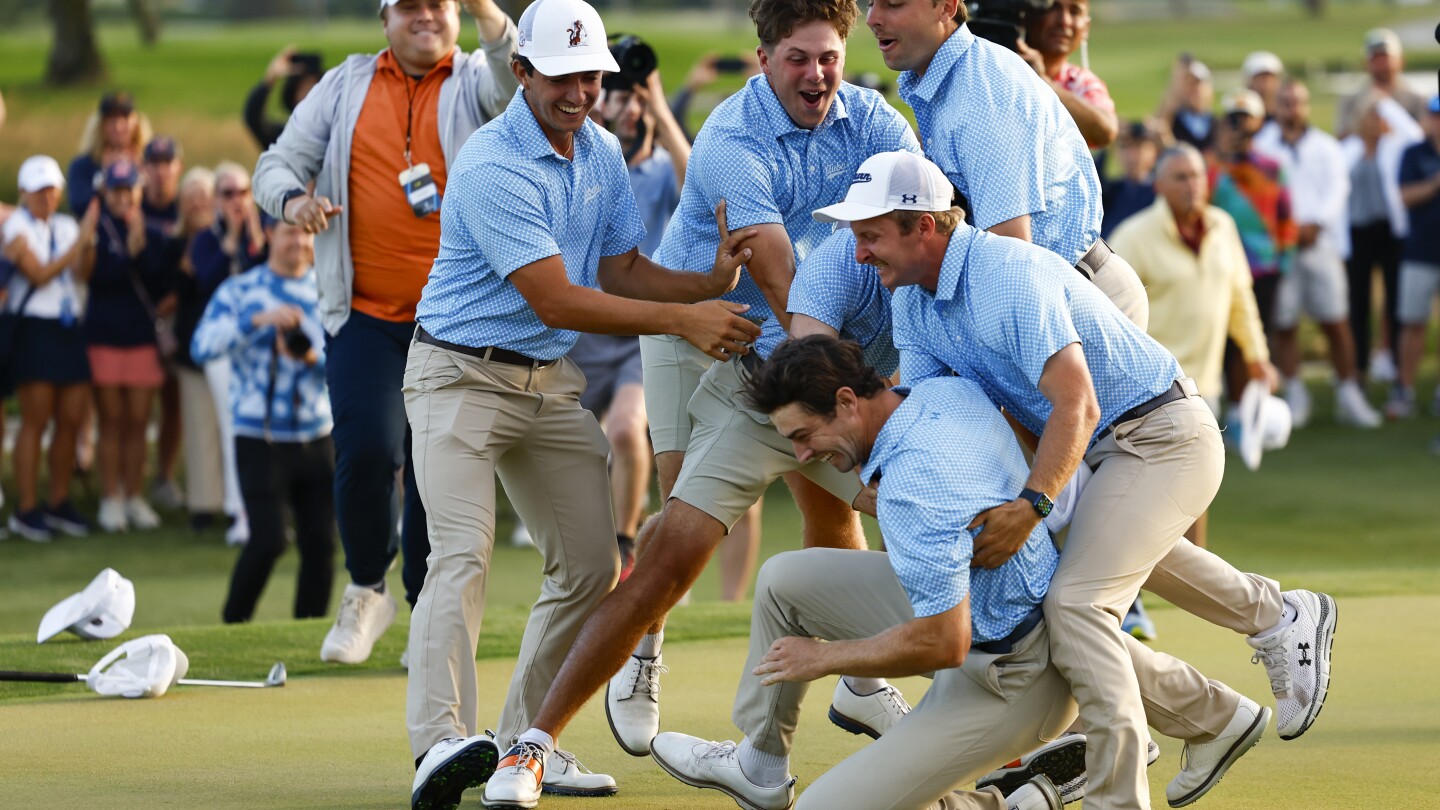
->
<box><xmin>1398</xmin><ymin>260</ymin><xmax>1440</xmax><ymax>326</ymax></box>
<box><xmin>639</xmin><ymin>333</ymin><xmax>713</xmax><ymax>454</ymax></box>
<box><xmin>670</xmin><ymin>356</ymin><xmax>863</xmax><ymax>531</ymax></box>
<box><xmin>1274</xmin><ymin>243</ymin><xmax>1349</xmax><ymax>328</ymax></box>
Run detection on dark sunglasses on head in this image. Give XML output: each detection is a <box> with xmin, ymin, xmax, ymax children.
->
<box><xmin>219</xmin><ymin>187</ymin><xmax>251</xmax><ymax>199</ymax></box>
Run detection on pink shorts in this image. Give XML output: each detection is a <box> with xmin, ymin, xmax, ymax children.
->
<box><xmin>87</xmin><ymin>345</ymin><xmax>165</xmax><ymax>389</ymax></box>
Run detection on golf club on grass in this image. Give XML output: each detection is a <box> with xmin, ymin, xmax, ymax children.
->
<box><xmin>0</xmin><ymin>635</ymin><xmax>285</xmax><ymax>698</ymax></box>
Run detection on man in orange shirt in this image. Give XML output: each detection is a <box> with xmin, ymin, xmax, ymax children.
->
<box><xmin>254</xmin><ymin>0</ymin><xmax>518</xmax><ymax>666</ymax></box>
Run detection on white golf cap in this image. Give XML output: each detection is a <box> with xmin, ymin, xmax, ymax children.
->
<box><xmin>1364</xmin><ymin>28</ymin><xmax>1401</xmax><ymax>56</ymax></box>
<box><xmin>1238</xmin><ymin>380</ymin><xmax>1292</xmax><ymax>472</ymax></box>
<box><xmin>1242</xmin><ymin>51</ymin><xmax>1284</xmax><ymax>81</ymax></box>
<box><xmin>812</xmin><ymin>151</ymin><xmax>953</xmax><ymax>225</ymax></box>
<box><xmin>17</xmin><ymin>155</ymin><xmax>65</xmax><ymax>193</ymax></box>
<box><xmin>516</xmin><ymin>0</ymin><xmax>619</xmax><ymax>77</ymax></box>
<box><xmin>37</xmin><ymin>568</ymin><xmax>136</xmax><ymax>643</ymax></box>
<box><xmin>87</xmin><ymin>635</ymin><xmax>189</xmax><ymax>699</ymax></box>
<box><xmin>1186</xmin><ymin>59</ymin><xmax>1212</xmax><ymax>83</ymax></box>
<box><xmin>1221</xmin><ymin>88</ymin><xmax>1265</xmax><ymax>119</ymax></box>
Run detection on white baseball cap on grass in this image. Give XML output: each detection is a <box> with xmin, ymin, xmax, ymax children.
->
<box><xmin>517</xmin><ymin>0</ymin><xmax>619</xmax><ymax>77</ymax></box>
<box><xmin>812</xmin><ymin>151</ymin><xmax>953</xmax><ymax>225</ymax></box>
<box><xmin>37</xmin><ymin>568</ymin><xmax>136</xmax><ymax>643</ymax></box>
<box><xmin>18</xmin><ymin>155</ymin><xmax>66</xmax><ymax>193</ymax></box>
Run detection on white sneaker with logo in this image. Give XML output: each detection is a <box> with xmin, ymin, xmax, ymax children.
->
<box><xmin>606</xmin><ymin>653</ymin><xmax>667</xmax><ymax>755</ymax></box>
<box><xmin>1247</xmin><ymin>589</ymin><xmax>1337</xmax><ymax>739</ymax></box>
<box><xmin>827</xmin><ymin>679</ymin><xmax>911</xmax><ymax>739</ymax></box>
<box><xmin>1166</xmin><ymin>698</ymin><xmax>1269</xmax><ymax>807</ymax></box>
<box><xmin>320</xmin><ymin>583</ymin><xmax>397</xmax><ymax>664</ymax></box>
<box><xmin>650</xmin><ymin>733</ymin><xmax>795</xmax><ymax>810</ymax></box>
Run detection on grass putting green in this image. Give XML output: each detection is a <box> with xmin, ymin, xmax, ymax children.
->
<box><xmin>2</xmin><ymin>596</ymin><xmax>1436</xmax><ymax>808</ymax></box>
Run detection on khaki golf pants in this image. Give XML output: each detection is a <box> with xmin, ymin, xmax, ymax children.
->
<box><xmin>402</xmin><ymin>341</ymin><xmax>620</xmax><ymax>758</ymax></box>
<box><xmin>1091</xmin><ymin>248</ymin><xmax>1150</xmax><ymax>331</ymax></box>
<box><xmin>1046</xmin><ymin>395</ymin><xmax>1262</xmax><ymax>810</ymax></box>
<box><xmin>734</xmin><ymin>549</ymin><xmax>1077</xmax><ymax>810</ymax></box>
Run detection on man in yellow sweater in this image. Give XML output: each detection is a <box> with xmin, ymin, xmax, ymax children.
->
<box><xmin>1111</xmin><ymin>142</ymin><xmax>1278</xmax><ymax>549</ymax></box>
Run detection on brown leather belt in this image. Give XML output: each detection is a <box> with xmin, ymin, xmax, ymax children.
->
<box><xmin>415</xmin><ymin>325</ymin><xmax>556</xmax><ymax>368</ymax></box>
<box><xmin>1075</xmin><ymin>237</ymin><xmax>1113</xmax><ymax>282</ymax></box>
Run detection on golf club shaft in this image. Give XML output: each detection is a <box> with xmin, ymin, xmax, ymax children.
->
<box><xmin>176</xmin><ymin>678</ymin><xmax>271</xmax><ymax>688</ymax></box>
<box><xmin>0</xmin><ymin>670</ymin><xmax>84</xmax><ymax>683</ymax></box>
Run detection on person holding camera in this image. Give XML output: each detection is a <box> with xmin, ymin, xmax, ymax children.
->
<box><xmin>254</xmin><ymin>0</ymin><xmax>518</xmax><ymax>667</ymax></box>
<box><xmin>1014</xmin><ymin>0</ymin><xmax>1117</xmax><ymax>148</ymax></box>
<box><xmin>245</xmin><ymin>46</ymin><xmax>325</xmax><ymax>151</ymax></box>
<box><xmin>867</xmin><ymin>0</ymin><xmax>1147</xmax><ymax>327</ymax></box>
<box><xmin>191</xmin><ymin>217</ymin><xmax>335</xmax><ymax>625</ymax></box>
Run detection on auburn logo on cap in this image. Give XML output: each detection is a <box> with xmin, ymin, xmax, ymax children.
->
<box><xmin>567</xmin><ymin>19</ymin><xmax>585</xmax><ymax>47</ymax></box>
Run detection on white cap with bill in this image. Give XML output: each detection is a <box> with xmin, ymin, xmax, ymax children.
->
<box><xmin>517</xmin><ymin>0</ymin><xmax>620</xmax><ymax>77</ymax></box>
<box><xmin>37</xmin><ymin>568</ymin><xmax>136</xmax><ymax>643</ymax></box>
<box><xmin>812</xmin><ymin>151</ymin><xmax>953</xmax><ymax>225</ymax></box>
<box><xmin>17</xmin><ymin>155</ymin><xmax>66</xmax><ymax>194</ymax></box>
<box><xmin>1241</xmin><ymin>51</ymin><xmax>1283</xmax><ymax>81</ymax></box>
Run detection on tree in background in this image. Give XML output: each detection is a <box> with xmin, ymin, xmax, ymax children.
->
<box><xmin>46</xmin><ymin>0</ymin><xmax>160</xmax><ymax>85</ymax></box>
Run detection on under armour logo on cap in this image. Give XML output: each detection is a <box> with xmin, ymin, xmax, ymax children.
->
<box><xmin>901</xmin><ymin>194</ymin><xmax>917</xmax><ymax>204</ymax></box>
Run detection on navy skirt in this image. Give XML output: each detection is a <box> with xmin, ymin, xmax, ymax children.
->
<box><xmin>11</xmin><ymin>316</ymin><xmax>91</xmax><ymax>386</ymax></box>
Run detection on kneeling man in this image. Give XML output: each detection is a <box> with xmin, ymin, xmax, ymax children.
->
<box><xmin>651</xmin><ymin>335</ymin><xmax>1078</xmax><ymax>810</ymax></box>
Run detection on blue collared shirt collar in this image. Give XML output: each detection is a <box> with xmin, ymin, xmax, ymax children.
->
<box><xmin>503</xmin><ymin>88</ymin><xmax>595</xmax><ymax>161</ymax></box>
<box><xmin>898</xmin><ymin>23</ymin><xmax>975</xmax><ymax>105</ymax></box>
<box><xmin>860</xmin><ymin>386</ymin><xmax>916</xmax><ymax>484</ymax></box>
<box><xmin>750</xmin><ymin>73</ymin><xmax>851</xmax><ymax>140</ymax></box>
<box><xmin>932</xmin><ymin>223</ymin><xmax>979</xmax><ymax>302</ymax></box>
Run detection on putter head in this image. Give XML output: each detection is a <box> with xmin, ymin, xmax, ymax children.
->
<box><xmin>266</xmin><ymin>662</ymin><xmax>287</xmax><ymax>687</ymax></box>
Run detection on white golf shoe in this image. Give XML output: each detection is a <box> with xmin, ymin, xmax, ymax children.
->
<box><xmin>606</xmin><ymin>653</ymin><xmax>666</xmax><ymax>755</ymax></box>
<box><xmin>540</xmin><ymin>748</ymin><xmax>617</xmax><ymax>797</ymax></box>
<box><xmin>125</xmin><ymin>496</ymin><xmax>161</xmax><ymax>530</ymax></box>
<box><xmin>650</xmin><ymin>733</ymin><xmax>795</xmax><ymax>810</ymax></box>
<box><xmin>482</xmin><ymin>741</ymin><xmax>547</xmax><ymax>810</ymax></box>
<box><xmin>98</xmin><ymin>497</ymin><xmax>128</xmax><ymax>533</ymax></box>
<box><xmin>1166</xmin><ymin>697</ymin><xmax>1270</xmax><ymax>808</ymax></box>
<box><xmin>1247</xmin><ymin>589</ymin><xmax>1337</xmax><ymax>740</ymax></box>
<box><xmin>1284</xmin><ymin>378</ymin><xmax>1311</xmax><ymax>429</ymax></box>
<box><xmin>320</xmin><ymin>583</ymin><xmax>397</xmax><ymax>664</ymax></box>
<box><xmin>411</xmin><ymin>735</ymin><xmax>499</xmax><ymax>810</ymax></box>
<box><xmin>1005</xmin><ymin>775</ymin><xmax>1064</xmax><ymax>810</ymax></box>
<box><xmin>1335</xmin><ymin>382</ymin><xmax>1382</xmax><ymax>428</ymax></box>
<box><xmin>827</xmin><ymin>679</ymin><xmax>911</xmax><ymax>739</ymax></box>
<box><xmin>977</xmin><ymin>732</ymin><xmax>1159</xmax><ymax>804</ymax></box>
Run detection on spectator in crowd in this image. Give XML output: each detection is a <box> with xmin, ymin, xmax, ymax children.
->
<box><xmin>141</xmin><ymin>136</ymin><xmax>188</xmax><ymax>510</ymax></box>
<box><xmin>191</xmin><ymin>218</ymin><xmax>334</xmax><ymax>624</ymax></box>
<box><xmin>183</xmin><ymin>162</ymin><xmax>267</xmax><ymax>545</ymax></box>
<box><xmin>1343</xmin><ymin>93</ymin><xmax>1425</xmax><ymax>382</ymax></box>
<box><xmin>1242</xmin><ymin>51</ymin><xmax>1283</xmax><ymax>121</ymax></box>
<box><xmin>1257</xmin><ymin>78</ymin><xmax>1382</xmax><ymax>428</ymax></box>
<box><xmin>178</xmin><ymin>167</ymin><xmax>217</xmax><ymax>240</ymax></box>
<box><xmin>1111</xmin><ymin>143</ymin><xmax>1277</xmax><ymax>548</ymax></box>
<box><xmin>1</xmin><ymin>157</ymin><xmax>100</xmax><ymax>541</ymax></box>
<box><xmin>669</xmin><ymin>52</ymin><xmax>760</xmax><ymax>141</ymax></box>
<box><xmin>1017</xmin><ymin>0</ymin><xmax>1119</xmax><ymax>148</ymax></box>
<box><xmin>1156</xmin><ymin>53</ymin><xmax>1215</xmax><ymax>151</ymax></box>
<box><xmin>1101</xmin><ymin>120</ymin><xmax>1160</xmax><ymax>237</ymax></box>
<box><xmin>1336</xmin><ymin>28</ymin><xmax>1428</xmax><ymax>139</ymax></box>
<box><xmin>68</xmin><ymin>92</ymin><xmax>153</xmax><ymax>216</ymax></box>
<box><xmin>254</xmin><ymin>0</ymin><xmax>519</xmax><ymax>666</ymax></box>
<box><xmin>244</xmin><ymin>46</ymin><xmax>325</xmax><ymax>150</ymax></box>
<box><xmin>1210</xmin><ymin>89</ymin><xmax>1296</xmax><ymax>414</ymax></box>
<box><xmin>1388</xmin><ymin>96</ymin><xmax>1440</xmax><ymax>420</ymax></box>
<box><xmin>79</xmin><ymin>159</ymin><xmax>173</xmax><ymax>533</ymax></box>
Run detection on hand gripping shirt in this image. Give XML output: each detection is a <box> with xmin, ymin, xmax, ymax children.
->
<box><xmin>414</xmin><ymin>89</ymin><xmax>645</xmax><ymax>360</ymax></box>
<box><xmin>858</xmin><ymin>377</ymin><xmax>1057</xmax><ymax>639</ymax></box>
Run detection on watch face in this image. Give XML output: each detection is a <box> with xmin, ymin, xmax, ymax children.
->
<box><xmin>1034</xmin><ymin>494</ymin><xmax>1054</xmax><ymax>518</ymax></box>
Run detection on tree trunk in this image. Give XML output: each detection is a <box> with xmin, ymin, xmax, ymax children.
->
<box><xmin>47</xmin><ymin>0</ymin><xmax>106</xmax><ymax>85</ymax></box>
<box><xmin>128</xmin><ymin>0</ymin><xmax>162</xmax><ymax>47</ymax></box>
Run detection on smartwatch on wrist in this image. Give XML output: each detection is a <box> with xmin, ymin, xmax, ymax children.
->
<box><xmin>1018</xmin><ymin>487</ymin><xmax>1054</xmax><ymax>519</ymax></box>
<box><xmin>280</xmin><ymin>188</ymin><xmax>307</xmax><ymax>224</ymax></box>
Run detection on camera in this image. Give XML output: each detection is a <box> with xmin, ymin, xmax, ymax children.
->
<box><xmin>604</xmin><ymin>34</ymin><xmax>657</xmax><ymax>92</ymax></box>
<box><xmin>281</xmin><ymin>327</ymin><xmax>312</xmax><ymax>358</ymax></box>
<box><xmin>966</xmin><ymin>0</ymin><xmax>1053</xmax><ymax>52</ymax></box>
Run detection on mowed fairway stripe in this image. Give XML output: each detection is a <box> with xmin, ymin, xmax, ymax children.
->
<box><xmin>1</xmin><ymin>597</ymin><xmax>1436</xmax><ymax>809</ymax></box>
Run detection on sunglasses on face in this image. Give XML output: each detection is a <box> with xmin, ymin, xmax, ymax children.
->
<box><xmin>219</xmin><ymin>187</ymin><xmax>252</xmax><ymax>199</ymax></box>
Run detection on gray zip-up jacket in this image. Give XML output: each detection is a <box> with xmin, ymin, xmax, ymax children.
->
<box><xmin>253</xmin><ymin>19</ymin><xmax>518</xmax><ymax>335</ymax></box>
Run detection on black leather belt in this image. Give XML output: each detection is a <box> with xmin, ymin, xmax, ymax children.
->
<box><xmin>415</xmin><ymin>325</ymin><xmax>556</xmax><ymax>368</ymax></box>
<box><xmin>1074</xmin><ymin>237</ymin><xmax>1113</xmax><ymax>282</ymax></box>
<box><xmin>1098</xmin><ymin>379</ymin><xmax>1191</xmax><ymax>439</ymax></box>
<box><xmin>738</xmin><ymin>349</ymin><xmax>764</xmax><ymax>375</ymax></box>
<box><xmin>973</xmin><ymin>604</ymin><xmax>1044</xmax><ymax>655</ymax></box>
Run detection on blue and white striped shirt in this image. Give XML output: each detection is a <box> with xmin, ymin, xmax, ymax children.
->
<box><xmin>859</xmin><ymin>377</ymin><xmax>1056</xmax><ymax>638</ymax></box>
<box><xmin>654</xmin><ymin>75</ymin><xmax>920</xmax><ymax>323</ymax></box>
<box><xmin>891</xmin><ymin>224</ymin><xmax>1179</xmax><ymax>445</ymax></box>
<box><xmin>415</xmin><ymin>89</ymin><xmax>646</xmax><ymax>360</ymax></box>
<box><xmin>191</xmin><ymin>264</ymin><xmax>331</xmax><ymax>443</ymax></box>
<box><xmin>898</xmin><ymin>24</ymin><xmax>1102</xmax><ymax>266</ymax></box>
